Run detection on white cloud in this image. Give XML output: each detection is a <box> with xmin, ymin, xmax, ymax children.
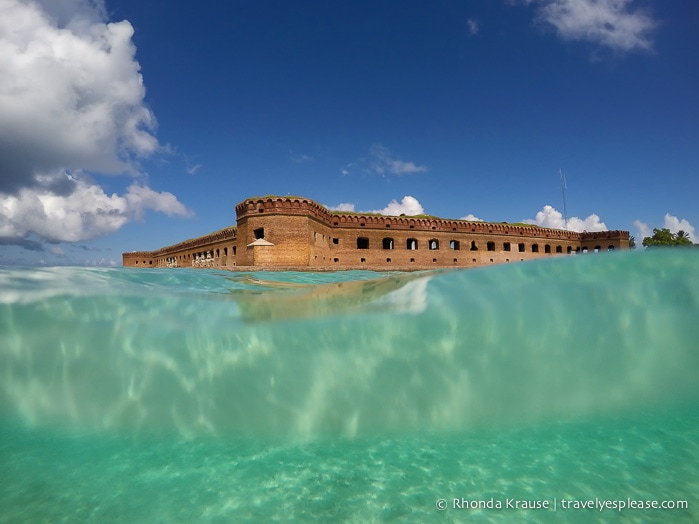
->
<box><xmin>326</xmin><ymin>196</ymin><xmax>425</xmax><ymax>216</ymax></box>
<box><xmin>328</xmin><ymin>202</ymin><xmax>356</xmax><ymax>212</ymax></box>
<box><xmin>467</xmin><ymin>18</ymin><xmax>479</xmax><ymax>36</ymax></box>
<box><xmin>369</xmin><ymin>144</ymin><xmax>427</xmax><ymax>176</ymax></box>
<box><xmin>633</xmin><ymin>215</ymin><xmax>696</xmax><ymax>243</ymax></box>
<box><xmin>186</xmin><ymin>164</ymin><xmax>202</xmax><ymax>175</ymax></box>
<box><xmin>0</xmin><ymin>0</ymin><xmax>159</xmax><ymax>193</ymax></box>
<box><xmin>374</xmin><ymin>196</ymin><xmax>425</xmax><ymax>216</ymax></box>
<box><xmin>0</xmin><ymin>173</ymin><xmax>192</xmax><ymax>243</ymax></box>
<box><xmin>84</xmin><ymin>257</ymin><xmax>117</xmax><ymax>267</ymax></box>
<box><xmin>523</xmin><ymin>0</ymin><xmax>657</xmax><ymax>53</ymax></box>
<box><xmin>460</xmin><ymin>213</ymin><xmax>483</xmax><ymax>221</ymax></box>
<box><xmin>524</xmin><ymin>205</ymin><xmax>608</xmax><ymax>232</ymax></box>
<box><xmin>633</xmin><ymin>219</ymin><xmax>651</xmax><ymax>243</ymax></box>
<box><xmin>0</xmin><ymin>0</ymin><xmax>191</xmax><ymax>249</ymax></box>
<box><xmin>290</xmin><ymin>153</ymin><xmax>313</xmax><ymax>164</ymax></box>
<box><xmin>663</xmin><ymin>214</ymin><xmax>696</xmax><ymax>243</ymax></box>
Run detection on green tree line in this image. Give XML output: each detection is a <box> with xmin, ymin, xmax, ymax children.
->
<box><xmin>641</xmin><ymin>228</ymin><xmax>696</xmax><ymax>247</ymax></box>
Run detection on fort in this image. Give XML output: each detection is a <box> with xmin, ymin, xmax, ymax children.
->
<box><xmin>122</xmin><ymin>195</ymin><xmax>630</xmax><ymax>270</ymax></box>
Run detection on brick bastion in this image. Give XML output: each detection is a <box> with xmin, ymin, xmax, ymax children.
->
<box><xmin>122</xmin><ymin>195</ymin><xmax>630</xmax><ymax>270</ymax></box>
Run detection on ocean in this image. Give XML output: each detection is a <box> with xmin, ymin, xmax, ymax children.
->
<box><xmin>1</xmin><ymin>250</ymin><xmax>697</xmax><ymax>522</ymax></box>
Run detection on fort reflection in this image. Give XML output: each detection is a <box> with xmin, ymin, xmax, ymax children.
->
<box><xmin>231</xmin><ymin>272</ymin><xmax>433</xmax><ymax>322</ymax></box>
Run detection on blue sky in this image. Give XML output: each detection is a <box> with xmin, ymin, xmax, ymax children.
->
<box><xmin>1</xmin><ymin>0</ymin><xmax>697</xmax><ymax>266</ymax></box>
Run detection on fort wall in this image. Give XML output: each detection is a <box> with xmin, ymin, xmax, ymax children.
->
<box><xmin>123</xmin><ymin>195</ymin><xmax>630</xmax><ymax>270</ymax></box>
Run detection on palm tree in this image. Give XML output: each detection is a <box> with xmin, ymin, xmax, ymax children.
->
<box><xmin>676</xmin><ymin>230</ymin><xmax>691</xmax><ymax>241</ymax></box>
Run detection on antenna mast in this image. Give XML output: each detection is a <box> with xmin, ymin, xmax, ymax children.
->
<box><xmin>559</xmin><ymin>169</ymin><xmax>568</xmax><ymax>230</ymax></box>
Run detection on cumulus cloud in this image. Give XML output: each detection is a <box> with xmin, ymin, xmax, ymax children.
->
<box><xmin>460</xmin><ymin>213</ymin><xmax>483</xmax><ymax>221</ymax></box>
<box><xmin>327</xmin><ymin>202</ymin><xmax>356</xmax><ymax>212</ymax></box>
<box><xmin>633</xmin><ymin>219</ymin><xmax>651</xmax><ymax>243</ymax></box>
<box><xmin>0</xmin><ymin>172</ymin><xmax>192</xmax><ymax>244</ymax></box>
<box><xmin>374</xmin><ymin>196</ymin><xmax>425</xmax><ymax>216</ymax></box>
<box><xmin>524</xmin><ymin>205</ymin><xmax>608</xmax><ymax>232</ymax></box>
<box><xmin>369</xmin><ymin>144</ymin><xmax>427</xmax><ymax>176</ymax></box>
<box><xmin>0</xmin><ymin>0</ymin><xmax>159</xmax><ymax>192</ymax></box>
<box><xmin>521</xmin><ymin>0</ymin><xmax>657</xmax><ymax>53</ymax></box>
<box><xmin>635</xmin><ymin>214</ymin><xmax>696</xmax><ymax>243</ymax></box>
<box><xmin>662</xmin><ymin>214</ymin><xmax>696</xmax><ymax>242</ymax></box>
<box><xmin>326</xmin><ymin>196</ymin><xmax>425</xmax><ymax>216</ymax></box>
<box><xmin>0</xmin><ymin>0</ymin><xmax>191</xmax><ymax>249</ymax></box>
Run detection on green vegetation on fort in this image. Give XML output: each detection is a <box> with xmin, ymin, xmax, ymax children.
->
<box><xmin>248</xmin><ymin>194</ymin><xmax>307</xmax><ymax>201</ymax></box>
<box><xmin>642</xmin><ymin>228</ymin><xmax>695</xmax><ymax>247</ymax></box>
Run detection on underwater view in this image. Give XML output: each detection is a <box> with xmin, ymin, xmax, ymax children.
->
<box><xmin>0</xmin><ymin>250</ymin><xmax>697</xmax><ymax>522</ymax></box>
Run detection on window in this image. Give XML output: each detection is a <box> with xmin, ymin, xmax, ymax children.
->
<box><xmin>334</xmin><ymin>258</ymin><xmax>339</xmax><ymax>263</ymax></box>
<box><xmin>504</xmin><ymin>242</ymin><xmax>511</xmax><ymax>252</ymax></box>
<box><xmin>608</xmin><ymin>245</ymin><xmax>615</xmax><ymax>251</ymax></box>
<box><xmin>233</xmin><ymin>246</ymin><xmax>237</xmax><ymax>255</ymax></box>
<box><xmin>254</xmin><ymin>227</ymin><xmax>264</xmax><ymax>239</ymax></box>
<box><xmin>332</xmin><ymin>238</ymin><xmax>339</xmax><ymax>245</ymax></box>
<box><xmin>429</xmin><ymin>239</ymin><xmax>439</xmax><ymax>250</ymax></box>
<box><xmin>450</xmin><ymin>240</ymin><xmax>460</xmax><ymax>250</ymax></box>
<box><xmin>556</xmin><ymin>246</ymin><xmax>562</xmax><ymax>254</ymax></box>
<box><xmin>407</xmin><ymin>238</ymin><xmax>418</xmax><ymax>250</ymax></box>
<box><xmin>383</xmin><ymin>238</ymin><xmax>394</xmax><ymax>250</ymax></box>
<box><xmin>487</xmin><ymin>241</ymin><xmax>495</xmax><ymax>251</ymax></box>
<box><xmin>544</xmin><ymin>245</ymin><xmax>551</xmax><ymax>254</ymax></box>
<box><xmin>532</xmin><ymin>244</ymin><xmax>539</xmax><ymax>253</ymax></box>
<box><xmin>357</xmin><ymin>237</ymin><xmax>369</xmax><ymax>249</ymax></box>
<box><xmin>518</xmin><ymin>243</ymin><xmax>525</xmax><ymax>252</ymax></box>
<box><xmin>224</xmin><ymin>247</ymin><xmax>228</xmax><ymax>256</ymax></box>
<box><xmin>470</xmin><ymin>241</ymin><xmax>478</xmax><ymax>251</ymax></box>
<box><xmin>361</xmin><ymin>258</ymin><xmax>366</xmax><ymax>263</ymax></box>
<box><xmin>567</xmin><ymin>246</ymin><xmax>572</xmax><ymax>254</ymax></box>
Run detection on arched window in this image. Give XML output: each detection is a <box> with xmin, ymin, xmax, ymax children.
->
<box><xmin>594</xmin><ymin>245</ymin><xmax>601</xmax><ymax>253</ymax></box>
<box><xmin>555</xmin><ymin>245</ymin><xmax>562</xmax><ymax>253</ymax></box>
<box><xmin>487</xmin><ymin>241</ymin><xmax>495</xmax><ymax>251</ymax></box>
<box><xmin>357</xmin><ymin>237</ymin><xmax>369</xmax><ymax>249</ymax></box>
<box><xmin>383</xmin><ymin>238</ymin><xmax>394</xmax><ymax>250</ymax></box>
<box><xmin>429</xmin><ymin>239</ymin><xmax>439</xmax><ymax>250</ymax></box>
<box><xmin>567</xmin><ymin>246</ymin><xmax>572</xmax><ymax>254</ymax></box>
<box><xmin>470</xmin><ymin>241</ymin><xmax>478</xmax><ymax>251</ymax></box>
<box><xmin>532</xmin><ymin>244</ymin><xmax>539</xmax><ymax>253</ymax></box>
<box><xmin>544</xmin><ymin>244</ymin><xmax>551</xmax><ymax>254</ymax></box>
<box><xmin>407</xmin><ymin>238</ymin><xmax>418</xmax><ymax>250</ymax></box>
<box><xmin>450</xmin><ymin>240</ymin><xmax>460</xmax><ymax>250</ymax></box>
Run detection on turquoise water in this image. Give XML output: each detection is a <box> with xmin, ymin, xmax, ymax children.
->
<box><xmin>1</xmin><ymin>250</ymin><xmax>697</xmax><ymax>522</ymax></box>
